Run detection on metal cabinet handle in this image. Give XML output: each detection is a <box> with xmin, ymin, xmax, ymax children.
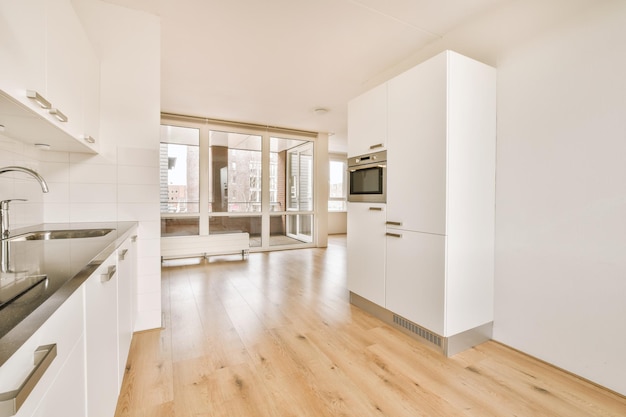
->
<box><xmin>386</xmin><ymin>232</ymin><xmax>402</xmax><ymax>238</ymax></box>
<box><xmin>0</xmin><ymin>344</ymin><xmax>57</xmax><ymax>417</ymax></box>
<box><xmin>131</xmin><ymin>235</ymin><xmax>137</xmax><ymax>243</ymax></box>
<box><xmin>369</xmin><ymin>143</ymin><xmax>384</xmax><ymax>149</ymax></box>
<box><xmin>118</xmin><ymin>249</ymin><xmax>129</xmax><ymax>261</ymax></box>
<box><xmin>369</xmin><ymin>207</ymin><xmax>383</xmax><ymax>211</ymax></box>
<box><xmin>48</xmin><ymin>108</ymin><xmax>68</xmax><ymax>122</ymax></box>
<box><xmin>386</xmin><ymin>221</ymin><xmax>402</xmax><ymax>226</ymax></box>
<box><xmin>100</xmin><ymin>265</ymin><xmax>116</xmax><ymax>283</ymax></box>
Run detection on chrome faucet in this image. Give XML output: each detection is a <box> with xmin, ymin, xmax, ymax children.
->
<box><xmin>0</xmin><ymin>166</ymin><xmax>49</xmax><ymax>272</ymax></box>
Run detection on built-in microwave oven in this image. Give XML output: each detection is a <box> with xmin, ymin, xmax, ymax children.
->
<box><xmin>347</xmin><ymin>150</ymin><xmax>386</xmax><ymax>203</ymax></box>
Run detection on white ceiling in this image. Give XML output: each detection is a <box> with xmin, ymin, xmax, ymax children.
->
<box><xmin>102</xmin><ymin>0</ymin><xmax>600</xmax><ymax>153</ymax></box>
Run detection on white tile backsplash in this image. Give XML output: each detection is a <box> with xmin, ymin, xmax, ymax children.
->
<box><xmin>118</xmin><ymin>147</ymin><xmax>158</xmax><ymax>167</ymax></box>
<box><xmin>43</xmin><ymin>183</ymin><xmax>71</xmax><ymax>204</ymax></box>
<box><xmin>117</xmin><ymin>203</ymin><xmax>160</xmax><ymax>222</ymax></box>
<box><xmin>70</xmin><ymin>183</ymin><xmax>117</xmax><ymax>203</ymax></box>
<box><xmin>44</xmin><ymin>203</ymin><xmax>71</xmax><ymax>223</ymax></box>
<box><xmin>117</xmin><ymin>165</ymin><xmax>159</xmax><ymax>185</ymax></box>
<box><xmin>69</xmin><ymin>163</ymin><xmax>117</xmax><ymax>184</ymax></box>
<box><xmin>39</xmin><ymin>161</ymin><xmax>71</xmax><ymax>183</ymax></box>
<box><xmin>138</xmin><ymin>220</ymin><xmax>161</xmax><ymax>239</ymax></box>
<box><xmin>117</xmin><ymin>184</ymin><xmax>160</xmax><ymax>203</ymax></box>
<box><xmin>69</xmin><ymin>203</ymin><xmax>118</xmax><ymax>222</ymax></box>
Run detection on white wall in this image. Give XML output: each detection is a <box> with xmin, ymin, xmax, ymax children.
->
<box><xmin>494</xmin><ymin>0</ymin><xmax>626</xmax><ymax>395</ymax></box>
<box><xmin>73</xmin><ymin>0</ymin><xmax>162</xmax><ymax>331</ymax></box>
<box><xmin>328</xmin><ymin>211</ymin><xmax>347</xmax><ymax>235</ymax></box>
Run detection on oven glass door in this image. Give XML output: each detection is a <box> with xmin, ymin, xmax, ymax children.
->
<box><xmin>349</xmin><ymin>165</ymin><xmax>383</xmax><ymax>197</ymax></box>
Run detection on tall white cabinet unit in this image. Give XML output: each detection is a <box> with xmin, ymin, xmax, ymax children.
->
<box><xmin>347</xmin><ymin>50</ymin><xmax>496</xmax><ymax>356</ymax></box>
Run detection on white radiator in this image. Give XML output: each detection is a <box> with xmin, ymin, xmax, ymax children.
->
<box><xmin>161</xmin><ymin>233</ymin><xmax>250</xmax><ymax>262</ymax></box>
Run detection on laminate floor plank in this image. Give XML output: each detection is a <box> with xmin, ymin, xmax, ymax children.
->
<box><xmin>116</xmin><ymin>236</ymin><xmax>626</xmax><ymax>417</ymax></box>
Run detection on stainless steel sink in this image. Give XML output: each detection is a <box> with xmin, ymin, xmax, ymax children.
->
<box><xmin>9</xmin><ymin>228</ymin><xmax>114</xmax><ymax>241</ymax></box>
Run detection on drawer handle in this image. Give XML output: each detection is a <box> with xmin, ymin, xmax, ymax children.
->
<box><xmin>386</xmin><ymin>232</ymin><xmax>402</xmax><ymax>238</ymax></box>
<box><xmin>101</xmin><ymin>265</ymin><xmax>116</xmax><ymax>283</ymax></box>
<box><xmin>118</xmin><ymin>249</ymin><xmax>129</xmax><ymax>261</ymax></box>
<box><xmin>0</xmin><ymin>344</ymin><xmax>57</xmax><ymax>417</ymax></box>
<box><xmin>369</xmin><ymin>207</ymin><xmax>383</xmax><ymax>211</ymax></box>
<box><xmin>386</xmin><ymin>221</ymin><xmax>402</xmax><ymax>226</ymax></box>
<box><xmin>369</xmin><ymin>143</ymin><xmax>384</xmax><ymax>149</ymax></box>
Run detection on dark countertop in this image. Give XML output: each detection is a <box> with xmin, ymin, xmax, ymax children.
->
<box><xmin>0</xmin><ymin>221</ymin><xmax>138</xmax><ymax>367</ymax></box>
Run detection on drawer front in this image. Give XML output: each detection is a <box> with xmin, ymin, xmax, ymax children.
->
<box><xmin>0</xmin><ymin>288</ymin><xmax>85</xmax><ymax>416</ymax></box>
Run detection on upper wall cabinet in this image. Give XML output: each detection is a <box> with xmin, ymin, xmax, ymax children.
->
<box><xmin>0</xmin><ymin>0</ymin><xmax>100</xmax><ymax>153</ymax></box>
<box><xmin>347</xmin><ymin>82</ymin><xmax>387</xmax><ymax>157</ymax></box>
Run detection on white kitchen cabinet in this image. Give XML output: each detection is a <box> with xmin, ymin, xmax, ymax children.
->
<box><xmin>385</xmin><ymin>230</ymin><xmax>445</xmax><ymax>335</ymax></box>
<box><xmin>348</xmin><ymin>50</ymin><xmax>496</xmax><ymax>354</ymax></box>
<box><xmin>386</xmin><ymin>51</ymin><xmax>496</xmax><ymax>340</ymax></box>
<box><xmin>0</xmin><ymin>0</ymin><xmax>46</xmax><ymax>100</ymax></box>
<box><xmin>346</xmin><ymin>202</ymin><xmax>386</xmax><ymax>307</ymax></box>
<box><xmin>386</xmin><ymin>53</ymin><xmax>447</xmax><ymax>235</ymax></box>
<box><xmin>116</xmin><ymin>234</ymin><xmax>137</xmax><ymax>388</ymax></box>
<box><xmin>30</xmin><ymin>335</ymin><xmax>86</xmax><ymax>417</ymax></box>
<box><xmin>0</xmin><ymin>289</ymin><xmax>85</xmax><ymax>417</ymax></box>
<box><xmin>347</xmin><ymin>82</ymin><xmax>387</xmax><ymax>157</ymax></box>
<box><xmin>84</xmin><ymin>253</ymin><xmax>119</xmax><ymax>417</ymax></box>
<box><xmin>0</xmin><ymin>0</ymin><xmax>99</xmax><ymax>153</ymax></box>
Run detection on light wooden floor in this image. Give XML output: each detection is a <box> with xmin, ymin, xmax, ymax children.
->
<box><xmin>115</xmin><ymin>236</ymin><xmax>626</xmax><ymax>417</ymax></box>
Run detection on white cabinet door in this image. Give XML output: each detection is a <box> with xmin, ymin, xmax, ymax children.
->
<box><xmin>0</xmin><ymin>0</ymin><xmax>99</xmax><ymax>153</ymax></box>
<box><xmin>387</xmin><ymin>53</ymin><xmax>447</xmax><ymax>235</ymax></box>
<box><xmin>85</xmin><ymin>254</ymin><xmax>119</xmax><ymax>417</ymax></box>
<box><xmin>0</xmin><ymin>289</ymin><xmax>85</xmax><ymax>417</ymax></box>
<box><xmin>116</xmin><ymin>235</ymin><xmax>136</xmax><ymax>388</ymax></box>
<box><xmin>31</xmin><ymin>335</ymin><xmax>86</xmax><ymax>417</ymax></box>
<box><xmin>0</xmin><ymin>0</ymin><xmax>46</xmax><ymax>100</ymax></box>
<box><xmin>385</xmin><ymin>230</ymin><xmax>445</xmax><ymax>335</ymax></box>
<box><xmin>348</xmin><ymin>82</ymin><xmax>387</xmax><ymax>157</ymax></box>
<box><xmin>45</xmin><ymin>0</ymin><xmax>91</xmax><ymax>139</ymax></box>
<box><xmin>347</xmin><ymin>202</ymin><xmax>386</xmax><ymax>307</ymax></box>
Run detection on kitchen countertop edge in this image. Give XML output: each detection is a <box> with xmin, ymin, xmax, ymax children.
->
<box><xmin>0</xmin><ymin>221</ymin><xmax>138</xmax><ymax>367</ymax></box>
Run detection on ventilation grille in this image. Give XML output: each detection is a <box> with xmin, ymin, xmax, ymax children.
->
<box><xmin>393</xmin><ymin>315</ymin><xmax>442</xmax><ymax>347</ymax></box>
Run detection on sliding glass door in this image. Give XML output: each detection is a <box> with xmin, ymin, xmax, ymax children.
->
<box><xmin>286</xmin><ymin>142</ymin><xmax>313</xmax><ymax>241</ymax></box>
<box><xmin>160</xmin><ymin>116</ymin><xmax>317</xmax><ymax>250</ymax></box>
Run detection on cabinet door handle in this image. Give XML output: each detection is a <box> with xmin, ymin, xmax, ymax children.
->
<box><xmin>118</xmin><ymin>249</ymin><xmax>129</xmax><ymax>261</ymax></box>
<box><xmin>26</xmin><ymin>90</ymin><xmax>51</xmax><ymax>109</ymax></box>
<box><xmin>369</xmin><ymin>207</ymin><xmax>383</xmax><ymax>211</ymax></box>
<box><xmin>369</xmin><ymin>143</ymin><xmax>384</xmax><ymax>149</ymax></box>
<box><xmin>131</xmin><ymin>235</ymin><xmax>137</xmax><ymax>243</ymax></box>
<box><xmin>101</xmin><ymin>265</ymin><xmax>116</xmax><ymax>283</ymax></box>
<box><xmin>386</xmin><ymin>232</ymin><xmax>402</xmax><ymax>238</ymax></box>
<box><xmin>48</xmin><ymin>108</ymin><xmax>68</xmax><ymax>122</ymax></box>
<box><xmin>0</xmin><ymin>344</ymin><xmax>57</xmax><ymax>416</ymax></box>
<box><xmin>386</xmin><ymin>221</ymin><xmax>402</xmax><ymax>226</ymax></box>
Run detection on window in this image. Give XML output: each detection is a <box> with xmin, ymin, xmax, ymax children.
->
<box><xmin>329</xmin><ymin>156</ymin><xmax>347</xmax><ymax>211</ymax></box>
<box><xmin>160</xmin><ymin>125</ymin><xmax>200</xmax><ymax>236</ymax></box>
<box><xmin>161</xmin><ymin>117</ymin><xmax>317</xmax><ymax>249</ymax></box>
<box><xmin>209</xmin><ymin>130</ymin><xmax>262</xmax><ymax>213</ymax></box>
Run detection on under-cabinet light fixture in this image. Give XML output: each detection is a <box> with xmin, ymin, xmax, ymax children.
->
<box><xmin>49</xmin><ymin>108</ymin><xmax>68</xmax><ymax>122</ymax></box>
<box><xmin>26</xmin><ymin>90</ymin><xmax>51</xmax><ymax>109</ymax></box>
<box><xmin>82</xmin><ymin>135</ymin><xmax>96</xmax><ymax>144</ymax></box>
